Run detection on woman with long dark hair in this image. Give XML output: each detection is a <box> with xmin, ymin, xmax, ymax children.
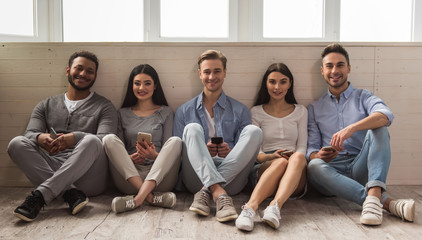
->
<box><xmin>236</xmin><ymin>63</ymin><xmax>308</xmax><ymax>231</ymax></box>
<box><xmin>103</xmin><ymin>64</ymin><xmax>181</xmax><ymax>213</ymax></box>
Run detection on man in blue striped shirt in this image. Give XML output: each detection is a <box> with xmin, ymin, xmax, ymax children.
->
<box><xmin>306</xmin><ymin>43</ymin><xmax>415</xmax><ymax>226</ymax></box>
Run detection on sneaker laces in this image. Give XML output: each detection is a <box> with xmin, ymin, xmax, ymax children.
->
<box><xmin>125</xmin><ymin>199</ymin><xmax>136</xmax><ymax>209</ymax></box>
<box><xmin>217</xmin><ymin>195</ymin><xmax>232</xmax><ymax>210</ymax></box>
<box><xmin>22</xmin><ymin>194</ymin><xmax>44</xmax><ymax>210</ymax></box>
<box><xmin>240</xmin><ymin>204</ymin><xmax>254</xmax><ymax>218</ymax></box>
<box><xmin>152</xmin><ymin>195</ymin><xmax>163</xmax><ymax>204</ymax></box>
<box><xmin>198</xmin><ymin>190</ymin><xmax>210</xmax><ymax>206</ymax></box>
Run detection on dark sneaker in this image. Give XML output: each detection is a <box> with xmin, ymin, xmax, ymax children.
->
<box><xmin>14</xmin><ymin>190</ymin><xmax>45</xmax><ymax>222</ymax></box>
<box><xmin>150</xmin><ymin>192</ymin><xmax>177</xmax><ymax>208</ymax></box>
<box><xmin>63</xmin><ymin>189</ymin><xmax>89</xmax><ymax>215</ymax></box>
<box><xmin>111</xmin><ymin>195</ymin><xmax>137</xmax><ymax>213</ymax></box>
<box><xmin>189</xmin><ymin>189</ymin><xmax>211</xmax><ymax>216</ymax></box>
<box><xmin>215</xmin><ymin>194</ymin><xmax>238</xmax><ymax>222</ymax></box>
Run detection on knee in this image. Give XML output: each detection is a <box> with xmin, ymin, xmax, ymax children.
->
<box><xmin>271</xmin><ymin>157</ymin><xmax>288</xmax><ymax>170</ymax></box>
<box><xmin>369</xmin><ymin>126</ymin><xmax>390</xmax><ymax>141</ymax></box>
<box><xmin>81</xmin><ymin>135</ymin><xmax>103</xmax><ymax>152</ymax></box>
<box><xmin>242</xmin><ymin>124</ymin><xmax>263</xmax><ymax>144</ymax></box>
<box><xmin>166</xmin><ymin>136</ymin><xmax>182</xmax><ymax>150</ymax></box>
<box><xmin>307</xmin><ymin>159</ymin><xmax>326</xmax><ymax>176</ymax></box>
<box><xmin>289</xmin><ymin>152</ymin><xmax>307</xmax><ymax>169</ymax></box>
<box><xmin>102</xmin><ymin>134</ymin><xmax>119</xmax><ymax>148</ymax></box>
<box><xmin>7</xmin><ymin>136</ymin><xmax>30</xmax><ymax>157</ymax></box>
<box><xmin>183</xmin><ymin>123</ymin><xmax>204</xmax><ymax>138</ymax></box>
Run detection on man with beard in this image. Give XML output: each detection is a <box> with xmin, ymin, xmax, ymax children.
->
<box><xmin>306</xmin><ymin>43</ymin><xmax>415</xmax><ymax>226</ymax></box>
<box><xmin>8</xmin><ymin>51</ymin><xmax>117</xmax><ymax>222</ymax></box>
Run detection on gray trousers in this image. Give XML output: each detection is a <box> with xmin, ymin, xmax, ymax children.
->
<box><xmin>8</xmin><ymin>135</ymin><xmax>108</xmax><ymax>204</ymax></box>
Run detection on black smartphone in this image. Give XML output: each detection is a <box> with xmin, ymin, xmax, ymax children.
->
<box><xmin>281</xmin><ymin>150</ymin><xmax>294</xmax><ymax>157</ymax></box>
<box><xmin>322</xmin><ymin>146</ymin><xmax>336</xmax><ymax>152</ymax></box>
<box><xmin>211</xmin><ymin>137</ymin><xmax>223</xmax><ymax>144</ymax></box>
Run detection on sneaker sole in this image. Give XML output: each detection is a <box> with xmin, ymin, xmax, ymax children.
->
<box><xmin>263</xmin><ymin>217</ymin><xmax>280</xmax><ymax>229</ymax></box>
<box><xmin>216</xmin><ymin>213</ymin><xmax>238</xmax><ymax>223</ymax></box>
<box><xmin>13</xmin><ymin>211</ymin><xmax>35</xmax><ymax>222</ymax></box>
<box><xmin>236</xmin><ymin>222</ymin><xmax>253</xmax><ymax>231</ymax></box>
<box><xmin>404</xmin><ymin>200</ymin><xmax>415</xmax><ymax>222</ymax></box>
<box><xmin>360</xmin><ymin>216</ymin><xmax>382</xmax><ymax>226</ymax></box>
<box><xmin>189</xmin><ymin>206</ymin><xmax>209</xmax><ymax>216</ymax></box>
<box><xmin>72</xmin><ymin>198</ymin><xmax>89</xmax><ymax>215</ymax></box>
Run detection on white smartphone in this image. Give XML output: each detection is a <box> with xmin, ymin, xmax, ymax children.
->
<box><xmin>50</xmin><ymin>127</ymin><xmax>58</xmax><ymax>139</ymax></box>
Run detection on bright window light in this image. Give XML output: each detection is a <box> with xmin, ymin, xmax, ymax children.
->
<box><xmin>63</xmin><ymin>0</ymin><xmax>143</xmax><ymax>42</ymax></box>
<box><xmin>160</xmin><ymin>0</ymin><xmax>229</xmax><ymax>38</ymax></box>
<box><xmin>263</xmin><ymin>0</ymin><xmax>324</xmax><ymax>38</ymax></box>
<box><xmin>0</xmin><ymin>0</ymin><xmax>33</xmax><ymax>36</ymax></box>
<box><xmin>340</xmin><ymin>0</ymin><xmax>413</xmax><ymax>42</ymax></box>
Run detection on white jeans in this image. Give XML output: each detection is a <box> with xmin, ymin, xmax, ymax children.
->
<box><xmin>103</xmin><ymin>134</ymin><xmax>182</xmax><ymax>194</ymax></box>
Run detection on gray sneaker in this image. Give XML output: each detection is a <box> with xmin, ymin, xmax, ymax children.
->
<box><xmin>189</xmin><ymin>190</ymin><xmax>211</xmax><ymax>216</ymax></box>
<box><xmin>262</xmin><ymin>202</ymin><xmax>281</xmax><ymax>229</ymax></box>
<box><xmin>111</xmin><ymin>195</ymin><xmax>137</xmax><ymax>213</ymax></box>
<box><xmin>150</xmin><ymin>192</ymin><xmax>177</xmax><ymax>208</ymax></box>
<box><xmin>215</xmin><ymin>194</ymin><xmax>238</xmax><ymax>222</ymax></box>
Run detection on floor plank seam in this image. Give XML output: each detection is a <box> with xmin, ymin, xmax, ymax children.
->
<box><xmin>84</xmin><ymin>209</ymin><xmax>112</xmax><ymax>239</ymax></box>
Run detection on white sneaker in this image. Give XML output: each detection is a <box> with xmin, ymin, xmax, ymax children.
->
<box><xmin>360</xmin><ymin>196</ymin><xmax>383</xmax><ymax>225</ymax></box>
<box><xmin>235</xmin><ymin>204</ymin><xmax>255</xmax><ymax>231</ymax></box>
<box><xmin>262</xmin><ymin>202</ymin><xmax>281</xmax><ymax>229</ymax></box>
<box><xmin>389</xmin><ymin>199</ymin><xmax>415</xmax><ymax>222</ymax></box>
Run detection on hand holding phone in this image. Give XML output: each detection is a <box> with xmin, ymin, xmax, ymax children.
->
<box><xmin>281</xmin><ymin>150</ymin><xmax>294</xmax><ymax>157</ymax></box>
<box><xmin>211</xmin><ymin>137</ymin><xmax>223</xmax><ymax>145</ymax></box>
<box><xmin>137</xmin><ymin>132</ymin><xmax>152</xmax><ymax>147</ymax></box>
<box><xmin>50</xmin><ymin>127</ymin><xmax>58</xmax><ymax>139</ymax></box>
<box><xmin>322</xmin><ymin>146</ymin><xmax>336</xmax><ymax>152</ymax></box>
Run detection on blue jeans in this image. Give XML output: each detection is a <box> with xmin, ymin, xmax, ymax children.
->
<box><xmin>181</xmin><ymin>123</ymin><xmax>262</xmax><ymax>195</ymax></box>
<box><xmin>307</xmin><ymin>127</ymin><xmax>391</xmax><ymax>205</ymax></box>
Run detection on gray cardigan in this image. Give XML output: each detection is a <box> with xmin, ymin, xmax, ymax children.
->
<box><xmin>24</xmin><ymin>93</ymin><xmax>118</xmax><ymax>146</ymax></box>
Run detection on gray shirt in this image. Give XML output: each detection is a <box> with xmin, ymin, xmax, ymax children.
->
<box><xmin>117</xmin><ymin>106</ymin><xmax>174</xmax><ymax>161</ymax></box>
<box><xmin>25</xmin><ymin>92</ymin><xmax>118</xmax><ymax>149</ymax></box>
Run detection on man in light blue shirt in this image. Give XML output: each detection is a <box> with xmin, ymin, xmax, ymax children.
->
<box><xmin>307</xmin><ymin>43</ymin><xmax>415</xmax><ymax>226</ymax></box>
<box><xmin>174</xmin><ymin>50</ymin><xmax>262</xmax><ymax>223</ymax></box>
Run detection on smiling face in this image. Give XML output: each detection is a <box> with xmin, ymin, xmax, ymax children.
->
<box><xmin>266</xmin><ymin>71</ymin><xmax>291</xmax><ymax>101</ymax></box>
<box><xmin>132</xmin><ymin>73</ymin><xmax>155</xmax><ymax>102</ymax></box>
<box><xmin>198</xmin><ymin>59</ymin><xmax>226</xmax><ymax>94</ymax></box>
<box><xmin>66</xmin><ymin>57</ymin><xmax>97</xmax><ymax>91</ymax></box>
<box><xmin>321</xmin><ymin>52</ymin><xmax>351</xmax><ymax>91</ymax></box>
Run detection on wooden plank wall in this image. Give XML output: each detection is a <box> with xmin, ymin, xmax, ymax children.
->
<box><xmin>0</xmin><ymin>42</ymin><xmax>421</xmax><ymax>186</ymax></box>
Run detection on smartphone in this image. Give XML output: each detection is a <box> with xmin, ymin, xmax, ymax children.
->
<box><xmin>211</xmin><ymin>137</ymin><xmax>223</xmax><ymax>144</ymax></box>
<box><xmin>50</xmin><ymin>127</ymin><xmax>58</xmax><ymax>139</ymax></box>
<box><xmin>137</xmin><ymin>132</ymin><xmax>152</xmax><ymax>145</ymax></box>
<box><xmin>322</xmin><ymin>146</ymin><xmax>336</xmax><ymax>152</ymax></box>
<box><xmin>281</xmin><ymin>150</ymin><xmax>294</xmax><ymax>157</ymax></box>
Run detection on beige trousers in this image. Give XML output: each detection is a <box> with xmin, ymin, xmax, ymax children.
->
<box><xmin>103</xmin><ymin>134</ymin><xmax>182</xmax><ymax>194</ymax></box>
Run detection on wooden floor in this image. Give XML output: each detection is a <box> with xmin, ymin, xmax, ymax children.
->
<box><xmin>0</xmin><ymin>186</ymin><xmax>421</xmax><ymax>240</ymax></box>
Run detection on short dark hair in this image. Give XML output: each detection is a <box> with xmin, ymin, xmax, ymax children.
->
<box><xmin>197</xmin><ymin>50</ymin><xmax>227</xmax><ymax>69</ymax></box>
<box><xmin>68</xmin><ymin>50</ymin><xmax>99</xmax><ymax>72</ymax></box>
<box><xmin>121</xmin><ymin>64</ymin><xmax>168</xmax><ymax>108</ymax></box>
<box><xmin>254</xmin><ymin>63</ymin><xmax>297</xmax><ymax>106</ymax></box>
<box><xmin>321</xmin><ymin>43</ymin><xmax>350</xmax><ymax>65</ymax></box>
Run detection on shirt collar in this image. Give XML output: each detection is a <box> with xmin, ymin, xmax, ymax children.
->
<box><xmin>328</xmin><ymin>82</ymin><xmax>354</xmax><ymax>99</ymax></box>
<box><xmin>196</xmin><ymin>90</ymin><xmax>227</xmax><ymax>110</ymax></box>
